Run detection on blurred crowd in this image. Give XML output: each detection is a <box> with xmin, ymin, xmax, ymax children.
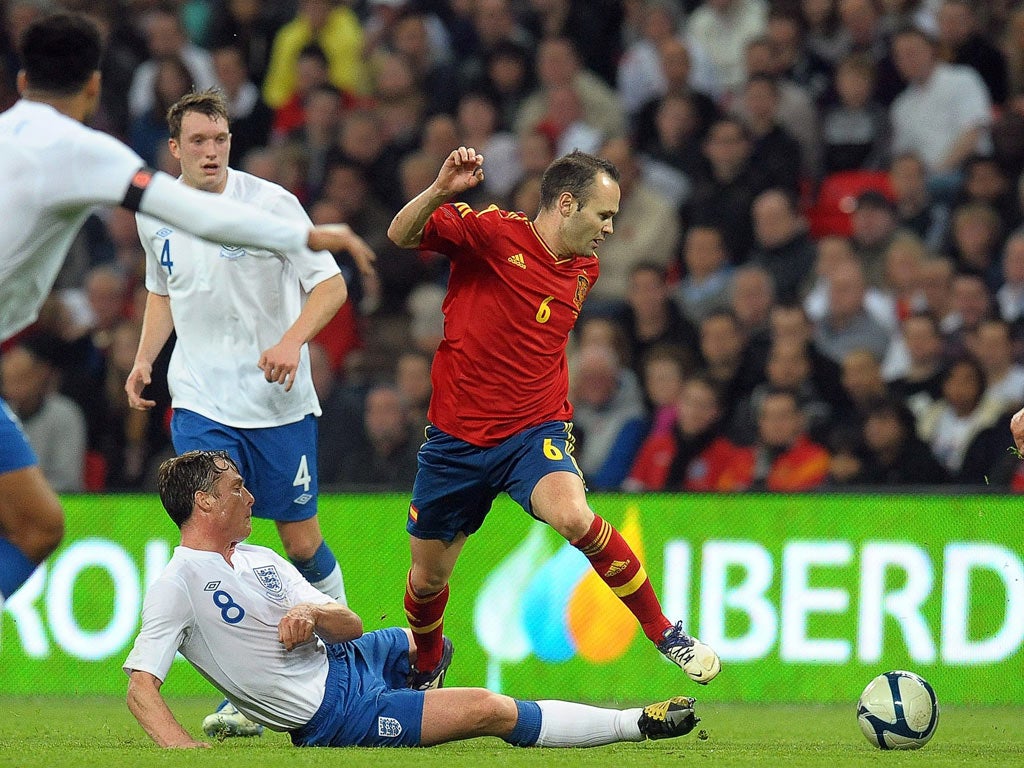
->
<box><xmin>4</xmin><ymin>0</ymin><xmax>1024</xmax><ymax>493</ymax></box>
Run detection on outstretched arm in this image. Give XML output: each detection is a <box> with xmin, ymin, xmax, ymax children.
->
<box><xmin>126</xmin><ymin>670</ymin><xmax>209</xmax><ymax>748</ymax></box>
<box><xmin>387</xmin><ymin>146</ymin><xmax>485</xmax><ymax>249</ymax></box>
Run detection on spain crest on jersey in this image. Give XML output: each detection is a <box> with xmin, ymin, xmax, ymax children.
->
<box><xmin>573</xmin><ymin>275</ymin><xmax>591</xmax><ymax>311</ymax></box>
<box><xmin>253</xmin><ymin>565</ymin><xmax>284</xmax><ymax>597</ymax></box>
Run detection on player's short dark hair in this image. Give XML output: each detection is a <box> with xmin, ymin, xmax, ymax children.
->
<box><xmin>158</xmin><ymin>450</ymin><xmax>238</xmax><ymax>529</ymax></box>
<box><xmin>539</xmin><ymin>150</ymin><xmax>620</xmax><ymax>212</ymax></box>
<box><xmin>166</xmin><ymin>88</ymin><xmax>229</xmax><ymax>139</ymax></box>
<box><xmin>19</xmin><ymin>12</ymin><xmax>103</xmax><ymax>96</ymax></box>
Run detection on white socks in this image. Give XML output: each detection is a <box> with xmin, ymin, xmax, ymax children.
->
<box><xmin>535</xmin><ymin>700</ymin><xmax>644</xmax><ymax>747</ymax></box>
<box><xmin>310</xmin><ymin>563</ymin><xmax>347</xmax><ymax>604</ymax></box>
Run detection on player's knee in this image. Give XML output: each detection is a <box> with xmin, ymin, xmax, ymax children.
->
<box><xmin>410</xmin><ymin>571</ymin><xmax>449</xmax><ymax>596</ymax></box>
<box><xmin>472</xmin><ymin>692</ymin><xmax>519</xmax><ymax>735</ymax></box>
<box><xmin>17</xmin><ymin>499</ymin><xmax>65</xmax><ymax>561</ymax></box>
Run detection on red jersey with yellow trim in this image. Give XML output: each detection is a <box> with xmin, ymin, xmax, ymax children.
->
<box><xmin>420</xmin><ymin>202</ymin><xmax>599</xmax><ymax>447</ymax></box>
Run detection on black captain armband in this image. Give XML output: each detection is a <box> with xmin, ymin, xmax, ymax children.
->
<box><xmin>121</xmin><ymin>167</ymin><xmax>156</xmax><ymax>212</ymax></box>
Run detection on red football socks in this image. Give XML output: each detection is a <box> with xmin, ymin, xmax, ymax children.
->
<box><xmin>572</xmin><ymin>515</ymin><xmax>672</xmax><ymax>644</ymax></box>
<box><xmin>404</xmin><ymin>573</ymin><xmax>449</xmax><ymax>672</ymax></box>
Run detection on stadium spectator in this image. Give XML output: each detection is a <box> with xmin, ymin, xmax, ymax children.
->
<box><xmin>770</xmin><ymin>302</ymin><xmax>847</xmax><ymax>410</ymax></box>
<box><xmin>621</xmin><ymin>261</ymin><xmax>700</xmax><ymax>380</ymax></box>
<box><xmin>327</xmin><ymin>384</ymin><xmax>420</xmax><ymax>490</ymax></box>
<box><xmin>127</xmin><ymin>7</ymin><xmax>218</xmax><ymax>123</ymax></box>
<box><xmin>1</xmin><ymin>334</ymin><xmax>87</xmax><ymax>493</ymax></box>
<box><xmin>820</xmin><ymin>53</ymin><xmax>890</xmax><ymax>175</ymax></box>
<box><xmin>269</xmin><ymin>43</ymin><xmax>330</xmax><ymax>139</ymax></box>
<box><xmin>522</xmin><ymin>0</ymin><xmax>624</xmax><ymax>87</ymax></box>
<box><xmin>996</xmin><ymin>229</ymin><xmax>1024</xmax><ymax>326</ymax></box>
<box><xmin>834</xmin><ymin>347</ymin><xmax>890</xmax><ymax>440</ymax></box>
<box><xmin>734</xmin><ymin>73</ymin><xmax>803</xmax><ymax>194</ymax></box>
<box><xmin>514</xmin><ymin>37</ymin><xmax>626</xmax><ymax>144</ymax></box>
<box><xmin>719</xmin><ymin>388</ymin><xmax>830</xmax><ymax>490</ymax></box>
<box><xmin>636</xmin><ymin>92</ymin><xmax>705</xmax><ymax>208</ymax></box>
<box><xmin>637</xmin><ymin>344</ymin><xmax>691</xmax><ymax>433</ymax></box>
<box><xmin>205</xmin><ymin>0</ymin><xmax>287</xmax><ymax>87</ymax></box>
<box><xmin>943</xmin><ymin>270</ymin><xmax>994</xmax><ymax>360</ymax></box>
<box><xmin>698</xmin><ymin>308</ymin><xmax>760</xmax><ymax>422</ymax></box>
<box><xmin>387</xmin><ymin>10</ymin><xmax>460</xmax><ymax>118</ymax></box>
<box><xmin>935</xmin><ymin>0</ymin><xmax>1008</xmax><ymax>106</ymax></box>
<box><xmin>395</xmin><ymin>349</ymin><xmax>433</xmax><ymax>434</ymax></box>
<box><xmin>736</xmin><ymin>37</ymin><xmax>820</xmax><ymax>181</ymax></box>
<box><xmin>945</xmin><ymin>201</ymin><xmax>1003</xmax><ymax>287</ymax></box>
<box><xmin>630</xmin><ymin>36</ymin><xmax>720</xmax><ymax>156</ymax></box>
<box><xmin>570</xmin><ymin>342</ymin><xmax>648</xmax><ymax>490</ymax></box>
<box><xmin>729</xmin><ymin>264</ymin><xmax>776</xmax><ymax>372</ymax></box>
<box><xmin>624</xmin><ymin>374</ymin><xmax>736</xmax><ymax>491</ymax></box>
<box><xmin>801</xmin><ymin>0</ymin><xmax>846</xmax><ymax>65</ymax></box>
<box><xmin>889</xmin><ymin>24</ymin><xmax>993</xmax><ymax>197</ymax></box>
<box><xmin>888</xmin><ymin>152</ymin><xmax>950</xmax><ymax>252</ymax></box>
<box><xmin>454</xmin><ymin>91</ymin><xmax>523</xmax><ymax>202</ymax></box>
<box><xmin>973</xmin><ymin>318</ymin><xmax>1024</xmax><ymax>412</ymax></box>
<box><xmin>261</xmin><ymin>0</ymin><xmax>368</xmax><ymax>111</ymax></box>
<box><xmin>683</xmin><ymin>116</ymin><xmax>769</xmax><ymax>261</ymax></box>
<box><xmin>814</xmin><ymin>258</ymin><xmax>892</xmax><ymax>365</ymax></box>
<box><xmin>835</xmin><ymin>0</ymin><xmax>904</xmax><ymax>107</ymax></box>
<box><xmin>309</xmin><ymin>341</ymin><xmax>365</xmax><ymax>489</ymax></box>
<box><xmin>125</xmin><ymin>449</ymin><xmax>702</xmax><ymax>749</ymax></box>
<box><xmin>729</xmin><ymin>337</ymin><xmax>833</xmax><ymax>446</ymax></box>
<box><xmin>855</xmin><ymin>398</ymin><xmax>949</xmax><ymax>485</ymax></box>
<box><xmin>766</xmin><ymin>8</ymin><xmax>834</xmax><ymax>105</ymax></box>
<box><xmin>128</xmin><ymin>55</ymin><xmax>193</xmax><ymax>167</ymax></box>
<box><xmin>916</xmin><ymin>355</ymin><xmax>1006</xmax><ymax>482</ymax></box>
<box><xmin>209</xmin><ymin>44</ymin><xmax>273</xmax><ymax>169</ymax></box>
<box><xmin>585</xmin><ymin>138</ymin><xmax>680</xmax><ymax>312</ymax></box>
<box><xmin>887</xmin><ymin>312</ymin><xmax>947</xmax><ymax>417</ymax></box>
<box><xmin>849</xmin><ymin>190</ymin><xmax>900</xmax><ymax>287</ymax></box>
<box><xmin>748</xmin><ymin>188</ymin><xmax>816</xmax><ymax>302</ymax></box>
<box><xmin>674</xmin><ymin>224</ymin><xmax>734</xmax><ymax>325</ymax></box>
<box><xmin>686</xmin><ymin>0</ymin><xmax>768</xmax><ymax>99</ymax></box>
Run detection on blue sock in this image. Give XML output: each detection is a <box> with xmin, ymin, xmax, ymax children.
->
<box><xmin>504</xmin><ymin>700</ymin><xmax>542</xmax><ymax>747</ymax></box>
<box><xmin>0</xmin><ymin>537</ymin><xmax>38</xmax><ymax>599</ymax></box>
<box><xmin>291</xmin><ymin>540</ymin><xmax>338</xmax><ymax>583</ymax></box>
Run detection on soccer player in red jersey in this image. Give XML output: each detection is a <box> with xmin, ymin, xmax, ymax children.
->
<box><xmin>387</xmin><ymin>146</ymin><xmax>721</xmax><ymax>689</ymax></box>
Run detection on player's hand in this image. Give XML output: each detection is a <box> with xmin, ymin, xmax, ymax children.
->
<box><xmin>1011</xmin><ymin>406</ymin><xmax>1024</xmax><ymax>452</ymax></box>
<box><xmin>279</xmin><ymin>605</ymin><xmax>317</xmax><ymax>651</ymax></box>
<box><xmin>125</xmin><ymin>362</ymin><xmax>156</xmax><ymax>410</ymax></box>
<box><xmin>307</xmin><ymin>224</ymin><xmax>378</xmax><ymax>279</ymax></box>
<box><xmin>258</xmin><ymin>340</ymin><xmax>302</xmax><ymax>392</ymax></box>
<box><xmin>435</xmin><ymin>146</ymin><xmax>484</xmax><ymax>196</ymax></box>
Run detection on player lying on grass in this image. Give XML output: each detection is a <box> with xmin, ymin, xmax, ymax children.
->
<box><xmin>124</xmin><ymin>450</ymin><xmax>701</xmax><ymax>749</ymax></box>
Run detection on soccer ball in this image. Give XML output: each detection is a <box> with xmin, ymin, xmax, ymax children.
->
<box><xmin>857</xmin><ymin>670</ymin><xmax>939</xmax><ymax>750</ymax></box>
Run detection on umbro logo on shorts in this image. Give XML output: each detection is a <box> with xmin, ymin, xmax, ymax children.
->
<box><xmin>294</xmin><ymin>493</ymin><xmax>312</xmax><ymax>505</ymax></box>
<box><xmin>377</xmin><ymin>716</ymin><xmax>402</xmax><ymax>738</ymax></box>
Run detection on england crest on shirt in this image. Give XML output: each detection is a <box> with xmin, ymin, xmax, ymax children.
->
<box><xmin>253</xmin><ymin>565</ymin><xmax>284</xmax><ymax>597</ymax></box>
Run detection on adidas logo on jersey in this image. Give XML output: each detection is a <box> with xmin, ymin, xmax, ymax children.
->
<box><xmin>507</xmin><ymin>253</ymin><xmax>526</xmax><ymax>269</ymax></box>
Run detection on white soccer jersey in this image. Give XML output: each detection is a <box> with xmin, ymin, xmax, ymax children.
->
<box><xmin>0</xmin><ymin>100</ymin><xmax>142</xmax><ymax>341</ymax></box>
<box><xmin>124</xmin><ymin>543</ymin><xmax>333</xmax><ymax>731</ymax></box>
<box><xmin>0</xmin><ymin>99</ymin><xmax>309</xmax><ymax>344</ymax></box>
<box><xmin>137</xmin><ymin>169</ymin><xmax>341</xmax><ymax>428</ymax></box>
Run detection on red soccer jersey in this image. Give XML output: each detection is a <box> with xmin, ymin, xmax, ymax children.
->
<box><xmin>420</xmin><ymin>202</ymin><xmax>600</xmax><ymax>447</ymax></box>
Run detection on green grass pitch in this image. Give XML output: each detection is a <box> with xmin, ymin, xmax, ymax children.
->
<box><xmin>2</xmin><ymin>697</ymin><xmax>1022</xmax><ymax>768</ymax></box>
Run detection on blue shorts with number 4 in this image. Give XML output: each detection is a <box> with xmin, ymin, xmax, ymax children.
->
<box><xmin>409</xmin><ymin>420</ymin><xmax>582</xmax><ymax>541</ymax></box>
<box><xmin>171</xmin><ymin>409</ymin><xmax>318</xmax><ymax>522</ymax></box>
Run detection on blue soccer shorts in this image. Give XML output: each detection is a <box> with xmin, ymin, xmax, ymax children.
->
<box><xmin>171</xmin><ymin>409</ymin><xmax>318</xmax><ymax>522</ymax></box>
<box><xmin>0</xmin><ymin>398</ymin><xmax>37</xmax><ymax>474</ymax></box>
<box><xmin>290</xmin><ymin>627</ymin><xmax>424</xmax><ymax>747</ymax></box>
<box><xmin>408</xmin><ymin>420</ymin><xmax>583</xmax><ymax>541</ymax></box>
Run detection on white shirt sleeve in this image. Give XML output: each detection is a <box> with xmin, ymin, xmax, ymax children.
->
<box><xmin>263</xmin><ymin>188</ymin><xmax>341</xmax><ymax>293</ymax></box>
<box><xmin>123</xmin><ymin>576</ymin><xmax>192</xmax><ymax>682</ymax></box>
<box><xmin>138</xmin><ymin>173</ymin><xmax>309</xmax><ymax>255</ymax></box>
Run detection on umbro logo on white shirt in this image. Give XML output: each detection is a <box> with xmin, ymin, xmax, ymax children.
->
<box><xmin>219</xmin><ymin>245</ymin><xmax>245</xmax><ymax>260</ymax></box>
